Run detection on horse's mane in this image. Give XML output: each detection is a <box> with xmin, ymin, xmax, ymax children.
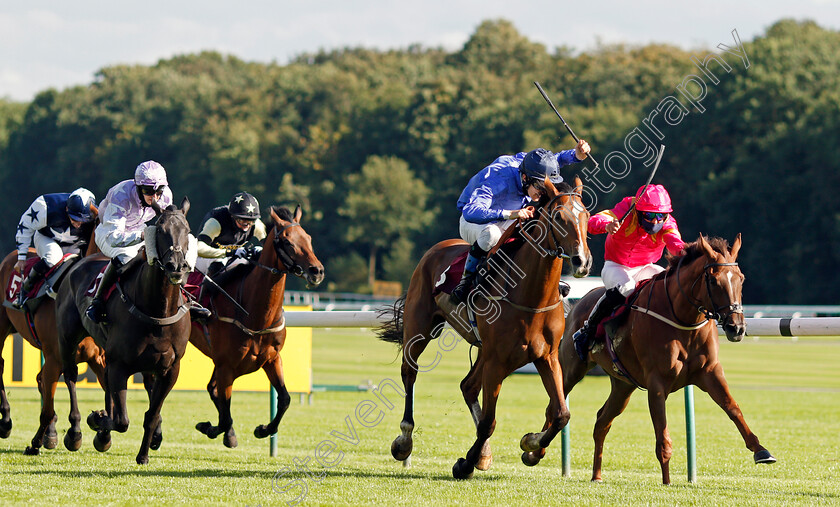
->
<box><xmin>269</xmin><ymin>205</ymin><xmax>294</xmax><ymax>222</ymax></box>
<box><xmin>666</xmin><ymin>235</ymin><xmax>730</xmax><ymax>271</ymax></box>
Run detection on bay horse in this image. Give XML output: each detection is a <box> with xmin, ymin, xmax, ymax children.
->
<box><xmin>377</xmin><ymin>178</ymin><xmax>592</xmax><ymax>479</ymax></box>
<box><xmin>560</xmin><ymin>234</ymin><xmax>776</xmax><ymax>485</ymax></box>
<box><xmin>55</xmin><ymin>198</ymin><xmax>194</xmax><ymax>464</ymax></box>
<box><xmin>190</xmin><ymin>205</ymin><xmax>324</xmax><ymax>447</ymax></box>
<box><xmin>0</xmin><ymin>225</ymin><xmax>106</xmax><ymax>455</ymax></box>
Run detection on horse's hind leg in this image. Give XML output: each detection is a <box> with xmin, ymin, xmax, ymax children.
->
<box><xmin>591</xmin><ymin>376</ymin><xmax>635</xmax><ymax>482</ymax></box>
<box><xmin>391</xmin><ymin>317</ymin><xmax>443</xmax><ymax>463</ymax></box>
<box><xmin>136</xmin><ymin>362</ymin><xmax>180</xmax><ymax>465</ymax></box>
<box><xmin>460</xmin><ymin>355</ymin><xmax>492</xmax><ymax>471</ymax></box>
<box><xmin>696</xmin><ymin>366</ymin><xmax>775</xmax><ymax>464</ymax></box>
<box><xmin>255</xmin><ymin>354</ymin><xmax>291</xmax><ymax>444</ymax></box>
<box><xmin>0</xmin><ymin>335</ymin><xmax>11</xmax><ymax>439</ymax></box>
<box><xmin>519</xmin><ymin>355</ymin><xmax>571</xmax><ymax>466</ymax></box>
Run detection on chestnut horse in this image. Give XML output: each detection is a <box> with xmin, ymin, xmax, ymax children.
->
<box><xmin>55</xmin><ymin>199</ymin><xmax>194</xmax><ymax>464</ymax></box>
<box><xmin>190</xmin><ymin>205</ymin><xmax>324</xmax><ymax>447</ymax></box>
<box><xmin>560</xmin><ymin>234</ymin><xmax>775</xmax><ymax>485</ymax></box>
<box><xmin>0</xmin><ymin>227</ymin><xmax>106</xmax><ymax>455</ymax></box>
<box><xmin>377</xmin><ymin>178</ymin><xmax>592</xmax><ymax>479</ymax></box>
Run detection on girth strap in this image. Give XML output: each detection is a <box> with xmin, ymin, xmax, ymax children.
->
<box><xmin>115</xmin><ymin>282</ymin><xmax>190</xmax><ymax>326</ymax></box>
<box><xmin>216</xmin><ymin>310</ymin><xmax>286</xmax><ymax>337</ymax></box>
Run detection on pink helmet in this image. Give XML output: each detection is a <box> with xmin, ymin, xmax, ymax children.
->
<box><xmin>634</xmin><ymin>184</ymin><xmax>672</xmax><ymax>213</ymax></box>
<box><xmin>134</xmin><ymin>160</ymin><xmax>168</xmax><ymax>188</ymax></box>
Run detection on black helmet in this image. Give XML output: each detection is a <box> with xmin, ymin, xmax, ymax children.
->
<box><xmin>66</xmin><ymin>194</ymin><xmax>95</xmax><ymax>223</ymax></box>
<box><xmin>229</xmin><ymin>192</ymin><xmax>260</xmax><ymax>220</ymax></box>
<box><xmin>520</xmin><ymin>148</ymin><xmax>560</xmax><ymax>182</ymax></box>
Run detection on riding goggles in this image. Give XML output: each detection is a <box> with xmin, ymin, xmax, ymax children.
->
<box><xmin>139</xmin><ymin>185</ymin><xmax>165</xmax><ymax>197</ymax></box>
<box><xmin>639</xmin><ymin>211</ymin><xmax>667</xmax><ymax>221</ymax></box>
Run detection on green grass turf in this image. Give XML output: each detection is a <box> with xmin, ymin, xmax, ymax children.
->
<box><xmin>0</xmin><ymin>329</ymin><xmax>838</xmax><ymax>505</ymax></box>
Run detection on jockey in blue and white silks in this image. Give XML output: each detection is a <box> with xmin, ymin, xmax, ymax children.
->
<box><xmin>450</xmin><ymin>141</ymin><xmax>590</xmax><ymax>304</ymax></box>
<box><xmin>13</xmin><ymin>188</ymin><xmax>97</xmax><ymax>307</ymax></box>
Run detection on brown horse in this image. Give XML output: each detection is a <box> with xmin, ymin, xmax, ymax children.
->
<box><xmin>377</xmin><ymin>178</ymin><xmax>592</xmax><ymax>479</ymax></box>
<box><xmin>55</xmin><ymin>199</ymin><xmax>194</xmax><ymax>464</ymax></box>
<box><xmin>190</xmin><ymin>205</ymin><xmax>324</xmax><ymax>447</ymax></box>
<box><xmin>560</xmin><ymin>234</ymin><xmax>775</xmax><ymax>485</ymax></box>
<box><xmin>0</xmin><ymin>232</ymin><xmax>106</xmax><ymax>454</ymax></box>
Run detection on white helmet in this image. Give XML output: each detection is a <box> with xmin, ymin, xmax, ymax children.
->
<box><xmin>134</xmin><ymin>160</ymin><xmax>168</xmax><ymax>188</ymax></box>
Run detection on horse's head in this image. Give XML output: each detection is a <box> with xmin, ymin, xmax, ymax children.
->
<box><xmin>539</xmin><ymin>176</ymin><xmax>592</xmax><ymax>278</ymax></box>
<box><xmin>146</xmin><ymin>197</ymin><xmax>193</xmax><ymax>286</ymax></box>
<box><xmin>267</xmin><ymin>205</ymin><xmax>325</xmax><ymax>287</ymax></box>
<box><xmin>695</xmin><ymin>234</ymin><xmax>746</xmax><ymax>342</ymax></box>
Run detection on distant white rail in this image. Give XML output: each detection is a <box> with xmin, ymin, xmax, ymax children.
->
<box><xmin>284</xmin><ymin>311</ymin><xmax>840</xmax><ymax>336</ymax></box>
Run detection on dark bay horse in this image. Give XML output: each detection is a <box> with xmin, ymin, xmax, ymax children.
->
<box><xmin>55</xmin><ymin>198</ymin><xmax>194</xmax><ymax>464</ymax></box>
<box><xmin>190</xmin><ymin>205</ymin><xmax>324</xmax><ymax>448</ymax></box>
<box><xmin>560</xmin><ymin>234</ymin><xmax>775</xmax><ymax>485</ymax></box>
<box><xmin>0</xmin><ymin>230</ymin><xmax>106</xmax><ymax>454</ymax></box>
<box><xmin>377</xmin><ymin>178</ymin><xmax>592</xmax><ymax>479</ymax></box>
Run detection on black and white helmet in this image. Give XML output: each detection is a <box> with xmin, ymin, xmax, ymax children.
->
<box><xmin>229</xmin><ymin>192</ymin><xmax>260</xmax><ymax>220</ymax></box>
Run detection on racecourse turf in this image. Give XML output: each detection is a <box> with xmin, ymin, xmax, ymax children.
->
<box><xmin>0</xmin><ymin>329</ymin><xmax>838</xmax><ymax>506</ymax></box>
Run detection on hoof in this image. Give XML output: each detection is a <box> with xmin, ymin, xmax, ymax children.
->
<box><xmin>390</xmin><ymin>436</ymin><xmax>413</xmax><ymax>462</ymax></box>
<box><xmin>254</xmin><ymin>425</ymin><xmax>273</xmax><ymax>439</ymax></box>
<box><xmin>43</xmin><ymin>432</ymin><xmax>58</xmax><ymax>450</ymax></box>
<box><xmin>224</xmin><ymin>431</ymin><xmax>238</xmax><ymax>448</ymax></box>
<box><xmin>150</xmin><ymin>430</ymin><xmax>163</xmax><ymax>451</ymax></box>
<box><xmin>93</xmin><ymin>432</ymin><xmax>112</xmax><ymax>452</ymax></box>
<box><xmin>136</xmin><ymin>454</ymin><xmax>149</xmax><ymax>465</ymax></box>
<box><xmin>754</xmin><ymin>449</ymin><xmax>776</xmax><ymax>464</ymax></box>
<box><xmin>23</xmin><ymin>445</ymin><xmax>40</xmax><ymax>456</ymax></box>
<box><xmin>195</xmin><ymin>421</ymin><xmax>219</xmax><ymax>438</ymax></box>
<box><xmin>64</xmin><ymin>430</ymin><xmax>82</xmax><ymax>452</ymax></box>
<box><xmin>519</xmin><ymin>432</ymin><xmax>541</xmax><ymax>453</ymax></box>
<box><xmin>521</xmin><ymin>451</ymin><xmax>542</xmax><ymax>467</ymax></box>
<box><xmin>476</xmin><ymin>454</ymin><xmax>493</xmax><ymax>471</ymax></box>
<box><xmin>452</xmin><ymin>457</ymin><xmax>474</xmax><ymax>480</ymax></box>
<box><xmin>0</xmin><ymin>419</ymin><xmax>12</xmax><ymax>439</ymax></box>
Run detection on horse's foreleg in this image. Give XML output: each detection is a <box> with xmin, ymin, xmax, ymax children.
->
<box><xmin>255</xmin><ymin>354</ymin><xmax>290</xmax><ymax>443</ymax></box>
<box><xmin>143</xmin><ymin>373</ymin><xmax>163</xmax><ymax>450</ymax></box>
<box><xmin>195</xmin><ymin>368</ymin><xmax>227</xmax><ymax>441</ymax></box>
<box><xmin>62</xmin><ymin>361</ymin><xmax>83</xmax><ymax>451</ymax></box>
<box><xmin>647</xmin><ymin>381</ymin><xmax>673</xmax><ymax>485</ymax></box>
<box><xmin>453</xmin><ymin>362</ymin><xmax>505</xmax><ymax>480</ymax></box>
<box><xmin>520</xmin><ymin>355</ymin><xmax>570</xmax><ymax>466</ymax></box>
<box><xmin>696</xmin><ymin>367</ymin><xmax>775</xmax><ymax>464</ymax></box>
<box><xmin>591</xmin><ymin>376</ymin><xmax>635</xmax><ymax>482</ymax></box>
<box><xmin>24</xmin><ymin>356</ymin><xmax>61</xmax><ymax>455</ymax></box>
<box><xmin>460</xmin><ymin>356</ymin><xmax>492</xmax><ymax>471</ymax></box>
<box><xmin>136</xmin><ymin>362</ymin><xmax>179</xmax><ymax>465</ymax></box>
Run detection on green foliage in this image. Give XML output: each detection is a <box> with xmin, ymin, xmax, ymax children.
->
<box><xmin>0</xmin><ymin>19</ymin><xmax>837</xmax><ymax>301</ymax></box>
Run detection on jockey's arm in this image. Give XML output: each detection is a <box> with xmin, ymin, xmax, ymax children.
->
<box><xmin>195</xmin><ymin>218</ymin><xmax>228</xmax><ymax>258</ymax></box>
<box><xmin>15</xmin><ymin>195</ymin><xmax>48</xmax><ymax>269</ymax></box>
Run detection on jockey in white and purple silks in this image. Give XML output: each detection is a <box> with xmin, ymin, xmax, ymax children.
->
<box><xmin>84</xmin><ymin>161</ymin><xmax>175</xmax><ymax>324</ymax></box>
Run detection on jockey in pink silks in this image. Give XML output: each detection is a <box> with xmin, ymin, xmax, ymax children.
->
<box><xmin>572</xmin><ymin>184</ymin><xmax>686</xmax><ymax>360</ymax></box>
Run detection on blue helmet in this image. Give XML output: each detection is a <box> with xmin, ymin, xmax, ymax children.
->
<box><xmin>520</xmin><ymin>148</ymin><xmax>561</xmax><ymax>184</ymax></box>
<box><xmin>66</xmin><ymin>193</ymin><xmax>95</xmax><ymax>223</ymax></box>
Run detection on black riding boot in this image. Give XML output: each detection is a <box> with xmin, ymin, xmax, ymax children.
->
<box><xmin>14</xmin><ymin>259</ymin><xmax>50</xmax><ymax>309</ymax></box>
<box><xmin>84</xmin><ymin>259</ymin><xmax>122</xmax><ymax>324</ymax></box>
<box><xmin>449</xmin><ymin>243</ymin><xmax>488</xmax><ymax>305</ymax></box>
<box><xmin>572</xmin><ymin>287</ymin><xmax>626</xmax><ymax>361</ymax></box>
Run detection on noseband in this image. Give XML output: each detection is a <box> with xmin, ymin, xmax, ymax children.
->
<box><xmin>672</xmin><ymin>256</ymin><xmax>744</xmax><ymax>324</ymax></box>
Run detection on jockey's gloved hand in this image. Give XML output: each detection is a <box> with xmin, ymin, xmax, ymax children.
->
<box><xmin>233</xmin><ymin>247</ymin><xmax>249</xmax><ymax>259</ymax></box>
<box><xmin>249</xmin><ymin>245</ymin><xmax>263</xmax><ymax>260</ymax></box>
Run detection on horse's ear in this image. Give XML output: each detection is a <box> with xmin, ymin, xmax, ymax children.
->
<box><xmin>574</xmin><ymin>176</ymin><xmax>583</xmax><ymax>195</ymax></box>
<box><xmin>730</xmin><ymin>233</ymin><xmax>742</xmax><ymax>259</ymax></box>
<box><xmin>180</xmin><ymin>196</ymin><xmax>190</xmax><ymax>216</ymax></box>
<box><xmin>269</xmin><ymin>206</ymin><xmax>280</xmax><ymax>224</ymax></box>
<box><xmin>150</xmin><ymin>199</ymin><xmax>163</xmax><ymax>216</ymax></box>
<box><xmin>293</xmin><ymin>204</ymin><xmax>302</xmax><ymax>222</ymax></box>
<box><xmin>698</xmin><ymin>235</ymin><xmax>719</xmax><ymax>261</ymax></box>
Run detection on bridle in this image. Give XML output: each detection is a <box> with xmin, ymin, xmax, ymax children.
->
<box><xmin>667</xmin><ymin>255</ymin><xmax>744</xmax><ymax>326</ymax></box>
<box><xmin>252</xmin><ymin>222</ymin><xmax>305</xmax><ymax>278</ymax></box>
<box><xmin>535</xmin><ymin>190</ymin><xmax>584</xmax><ymax>261</ymax></box>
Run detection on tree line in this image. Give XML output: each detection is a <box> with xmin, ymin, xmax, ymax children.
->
<box><xmin>0</xmin><ymin>18</ymin><xmax>837</xmax><ymax>304</ymax></box>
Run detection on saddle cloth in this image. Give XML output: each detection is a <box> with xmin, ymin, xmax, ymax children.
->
<box><xmin>4</xmin><ymin>254</ymin><xmax>75</xmax><ymax>303</ymax></box>
<box><xmin>431</xmin><ymin>236</ymin><xmax>525</xmax><ymax>297</ymax></box>
<box><xmin>595</xmin><ymin>277</ymin><xmax>655</xmax><ymax>342</ymax></box>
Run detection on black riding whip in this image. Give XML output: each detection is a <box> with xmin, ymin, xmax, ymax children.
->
<box><xmin>618</xmin><ymin>144</ymin><xmax>666</xmax><ymax>225</ymax></box>
<box><xmin>534</xmin><ymin>81</ymin><xmax>601</xmax><ymax>170</ymax></box>
<box><xmin>201</xmin><ymin>273</ymin><xmax>249</xmax><ymax>316</ymax></box>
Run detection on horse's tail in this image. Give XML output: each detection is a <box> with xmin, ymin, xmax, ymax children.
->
<box><xmin>375</xmin><ymin>293</ymin><xmax>406</xmax><ymax>347</ymax></box>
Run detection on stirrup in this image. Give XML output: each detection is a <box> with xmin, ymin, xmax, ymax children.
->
<box><xmin>572</xmin><ymin>324</ymin><xmax>593</xmax><ymax>361</ymax></box>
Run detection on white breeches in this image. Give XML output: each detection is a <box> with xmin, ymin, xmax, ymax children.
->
<box><xmin>459</xmin><ymin>216</ymin><xmax>516</xmax><ymax>252</ymax></box>
<box><xmin>33</xmin><ymin>233</ymin><xmax>67</xmax><ymax>267</ymax></box>
<box><xmin>601</xmin><ymin>260</ymin><xmax>665</xmax><ymax>297</ymax></box>
<box><xmin>95</xmin><ymin>234</ymin><xmax>142</xmax><ymax>265</ymax></box>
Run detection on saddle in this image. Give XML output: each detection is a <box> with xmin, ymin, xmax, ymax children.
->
<box><xmin>596</xmin><ymin>278</ymin><xmax>655</xmax><ymax>342</ymax></box>
<box><xmin>432</xmin><ymin>234</ymin><xmax>525</xmax><ymax>298</ymax></box>
<box><xmin>3</xmin><ymin>254</ymin><xmax>78</xmax><ymax>312</ymax></box>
